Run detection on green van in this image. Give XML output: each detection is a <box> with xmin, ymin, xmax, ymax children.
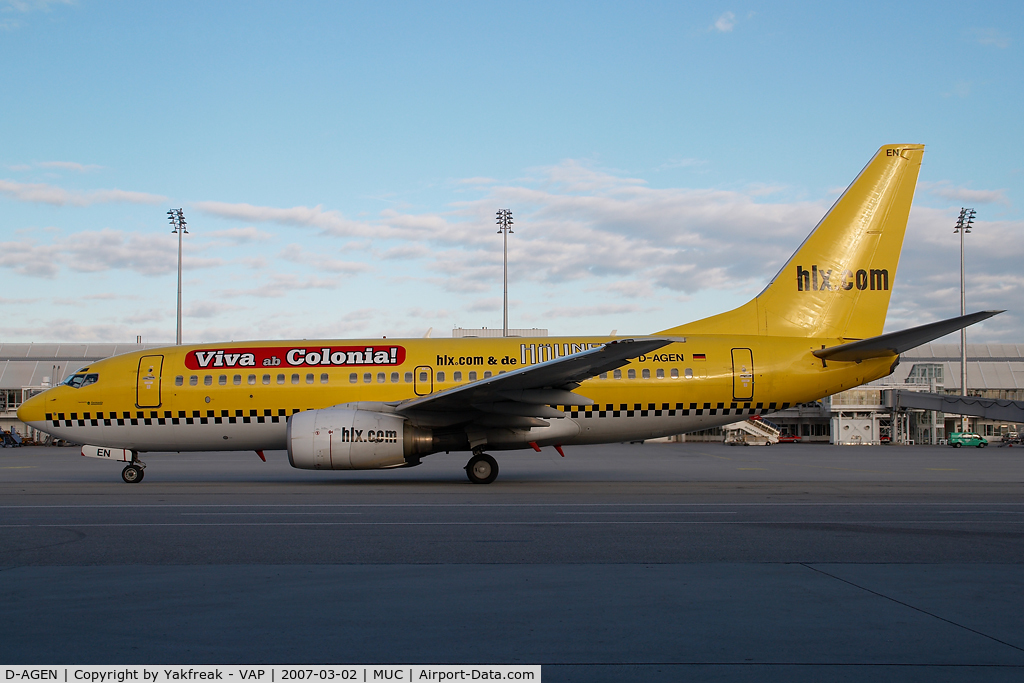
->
<box><xmin>949</xmin><ymin>432</ymin><xmax>988</xmax><ymax>448</ymax></box>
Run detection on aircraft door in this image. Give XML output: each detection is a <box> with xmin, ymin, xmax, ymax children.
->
<box><xmin>731</xmin><ymin>348</ymin><xmax>754</xmax><ymax>402</ymax></box>
<box><xmin>136</xmin><ymin>355</ymin><xmax>164</xmax><ymax>408</ymax></box>
<box><xmin>413</xmin><ymin>365</ymin><xmax>433</xmax><ymax>396</ymax></box>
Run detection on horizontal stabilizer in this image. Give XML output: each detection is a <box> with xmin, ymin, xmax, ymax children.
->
<box><xmin>813</xmin><ymin>310</ymin><xmax>1003</xmax><ymax>362</ymax></box>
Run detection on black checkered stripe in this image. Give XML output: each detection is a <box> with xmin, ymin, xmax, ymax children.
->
<box><xmin>46</xmin><ymin>408</ymin><xmax>301</xmax><ymax>428</ymax></box>
<box><xmin>563</xmin><ymin>402</ymin><xmax>789</xmax><ymax>419</ymax></box>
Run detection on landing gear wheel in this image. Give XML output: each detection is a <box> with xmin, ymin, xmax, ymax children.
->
<box><xmin>122</xmin><ymin>464</ymin><xmax>144</xmax><ymax>484</ymax></box>
<box><xmin>465</xmin><ymin>453</ymin><xmax>499</xmax><ymax>485</ymax></box>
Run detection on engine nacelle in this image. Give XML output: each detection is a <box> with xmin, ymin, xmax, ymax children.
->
<box><xmin>287</xmin><ymin>408</ymin><xmax>433</xmax><ymax>470</ymax></box>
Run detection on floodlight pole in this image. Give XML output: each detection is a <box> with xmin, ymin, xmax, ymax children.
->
<box><xmin>168</xmin><ymin>209</ymin><xmax>188</xmax><ymax>345</ymax></box>
<box><xmin>954</xmin><ymin>208</ymin><xmax>976</xmax><ymax>432</ymax></box>
<box><xmin>496</xmin><ymin>209</ymin><xmax>514</xmax><ymax>336</ymax></box>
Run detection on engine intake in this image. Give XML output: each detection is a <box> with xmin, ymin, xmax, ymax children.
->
<box><xmin>287</xmin><ymin>408</ymin><xmax>433</xmax><ymax>470</ymax></box>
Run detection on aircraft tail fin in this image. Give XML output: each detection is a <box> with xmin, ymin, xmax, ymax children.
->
<box><xmin>662</xmin><ymin>144</ymin><xmax>924</xmax><ymax>340</ymax></box>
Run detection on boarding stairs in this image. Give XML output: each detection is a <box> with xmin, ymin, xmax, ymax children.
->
<box><xmin>724</xmin><ymin>417</ymin><xmax>781</xmax><ymax>446</ymax></box>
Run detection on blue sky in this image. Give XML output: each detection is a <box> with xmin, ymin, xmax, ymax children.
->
<box><xmin>2</xmin><ymin>1</ymin><xmax>1021</xmax><ymax>344</ymax></box>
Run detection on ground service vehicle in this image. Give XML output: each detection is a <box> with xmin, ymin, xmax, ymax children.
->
<box><xmin>949</xmin><ymin>432</ymin><xmax>988</xmax><ymax>448</ymax></box>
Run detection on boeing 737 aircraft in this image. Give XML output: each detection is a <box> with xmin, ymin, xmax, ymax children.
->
<box><xmin>17</xmin><ymin>144</ymin><xmax>1000</xmax><ymax>483</ymax></box>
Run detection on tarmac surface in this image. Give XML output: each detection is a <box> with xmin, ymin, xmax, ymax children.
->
<box><xmin>2</xmin><ymin>441</ymin><xmax>1023</xmax><ymax>682</ymax></box>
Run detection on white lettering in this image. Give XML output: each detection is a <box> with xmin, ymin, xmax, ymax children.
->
<box><xmin>195</xmin><ymin>351</ymin><xmax>217</xmax><ymax>368</ymax></box>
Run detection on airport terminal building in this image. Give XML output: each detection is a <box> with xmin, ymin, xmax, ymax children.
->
<box><xmin>4</xmin><ymin>341</ymin><xmax>1023</xmax><ymax>446</ymax></box>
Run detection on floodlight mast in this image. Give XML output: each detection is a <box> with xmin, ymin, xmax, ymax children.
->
<box><xmin>168</xmin><ymin>209</ymin><xmax>188</xmax><ymax>345</ymax></box>
<box><xmin>953</xmin><ymin>207</ymin><xmax>976</xmax><ymax>432</ymax></box>
<box><xmin>496</xmin><ymin>209</ymin><xmax>514</xmax><ymax>337</ymax></box>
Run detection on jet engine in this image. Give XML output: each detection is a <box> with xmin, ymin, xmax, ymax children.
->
<box><xmin>287</xmin><ymin>407</ymin><xmax>434</xmax><ymax>470</ymax></box>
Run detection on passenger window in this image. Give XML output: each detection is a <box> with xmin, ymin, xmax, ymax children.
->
<box><xmin>321</xmin><ymin>373</ymin><xmax>329</xmax><ymax>384</ymax></box>
<box><xmin>190</xmin><ymin>375</ymin><xmax>198</xmax><ymax>386</ymax></box>
<box><xmin>627</xmin><ymin>369</ymin><xmax>636</xmax><ymax>380</ymax></box>
<box><xmin>219</xmin><ymin>375</ymin><xmax>227</xmax><ymax>385</ymax></box>
<box><xmin>469</xmin><ymin>371</ymin><xmax>477</xmax><ymax>381</ymax></box>
<box><xmin>263</xmin><ymin>374</ymin><xmax>271</xmax><ymax>385</ymax></box>
<box><xmin>204</xmin><ymin>375</ymin><xmax>213</xmax><ymax>386</ymax></box>
<box><xmin>363</xmin><ymin>372</ymin><xmax>372</xmax><ymax>383</ymax></box>
<box><xmin>404</xmin><ymin>372</ymin><xmax>413</xmax><ymax>383</ymax></box>
<box><xmin>656</xmin><ymin>368</ymin><xmax>665</xmax><ymax>379</ymax></box>
<box><xmin>599</xmin><ymin>373</ymin><xmax>607</xmax><ymax>379</ymax></box>
<box><xmin>291</xmin><ymin>374</ymin><xmax>299</xmax><ymax>384</ymax></box>
<box><xmin>277</xmin><ymin>374</ymin><xmax>285</xmax><ymax>384</ymax></box>
<box><xmin>484</xmin><ymin>371</ymin><xmax>492</xmax><ymax>378</ymax></box>
<box><xmin>377</xmin><ymin>372</ymin><xmax>386</xmax><ymax>383</ymax></box>
<box><xmin>233</xmin><ymin>375</ymin><xmax>242</xmax><ymax>385</ymax></box>
<box><xmin>642</xmin><ymin>369</ymin><xmax>650</xmax><ymax>379</ymax></box>
<box><xmin>418</xmin><ymin>371</ymin><xmax>427</xmax><ymax>382</ymax></box>
<box><xmin>350</xmin><ymin>373</ymin><xmax>358</xmax><ymax>384</ymax></box>
<box><xmin>454</xmin><ymin>371</ymin><xmax>462</xmax><ymax>382</ymax></box>
<box><xmin>390</xmin><ymin>372</ymin><xmax>399</xmax><ymax>383</ymax></box>
<box><xmin>682</xmin><ymin>368</ymin><xmax>691</xmax><ymax>379</ymax></box>
<box><xmin>248</xmin><ymin>374</ymin><xmax>256</xmax><ymax>385</ymax></box>
<box><xmin>613</xmin><ymin>370</ymin><xmax>622</xmax><ymax>380</ymax></box>
<box><xmin>306</xmin><ymin>373</ymin><xmax>314</xmax><ymax>384</ymax></box>
<box><xmin>437</xmin><ymin>371</ymin><xmax>445</xmax><ymax>382</ymax></box>
<box><xmin>175</xmin><ymin>376</ymin><xmax>183</xmax><ymax>386</ymax></box>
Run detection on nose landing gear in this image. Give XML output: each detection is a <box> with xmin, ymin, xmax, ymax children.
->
<box><xmin>121</xmin><ymin>458</ymin><xmax>146</xmax><ymax>484</ymax></box>
<box><xmin>465</xmin><ymin>452</ymin><xmax>499</xmax><ymax>485</ymax></box>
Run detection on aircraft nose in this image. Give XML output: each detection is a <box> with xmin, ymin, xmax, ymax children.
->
<box><xmin>17</xmin><ymin>390</ymin><xmax>48</xmax><ymax>425</ymax></box>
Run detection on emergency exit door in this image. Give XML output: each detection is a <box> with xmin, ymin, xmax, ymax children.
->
<box><xmin>136</xmin><ymin>355</ymin><xmax>164</xmax><ymax>408</ymax></box>
<box><xmin>731</xmin><ymin>348</ymin><xmax>754</xmax><ymax>401</ymax></box>
<box><xmin>413</xmin><ymin>365</ymin><xmax>434</xmax><ymax>396</ymax></box>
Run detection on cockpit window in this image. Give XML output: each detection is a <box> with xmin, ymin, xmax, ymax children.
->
<box><xmin>63</xmin><ymin>373</ymin><xmax>99</xmax><ymax>388</ymax></box>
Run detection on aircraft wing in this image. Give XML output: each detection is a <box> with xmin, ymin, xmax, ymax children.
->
<box><xmin>395</xmin><ymin>337</ymin><xmax>676</xmax><ymax>428</ymax></box>
<box><xmin>813</xmin><ymin>310</ymin><xmax>1002</xmax><ymax>362</ymax></box>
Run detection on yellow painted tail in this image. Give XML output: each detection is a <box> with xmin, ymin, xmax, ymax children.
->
<box><xmin>663</xmin><ymin>144</ymin><xmax>924</xmax><ymax>340</ymax></box>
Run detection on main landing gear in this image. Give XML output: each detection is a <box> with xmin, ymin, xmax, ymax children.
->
<box><xmin>465</xmin><ymin>451</ymin><xmax>499</xmax><ymax>485</ymax></box>
<box><xmin>121</xmin><ymin>457</ymin><xmax>146</xmax><ymax>484</ymax></box>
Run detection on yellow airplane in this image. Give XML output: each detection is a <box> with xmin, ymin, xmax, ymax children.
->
<box><xmin>17</xmin><ymin>144</ymin><xmax>999</xmax><ymax>484</ymax></box>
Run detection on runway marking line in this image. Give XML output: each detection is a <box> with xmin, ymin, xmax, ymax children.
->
<box><xmin>3</xmin><ymin>502</ymin><xmax>1024</xmax><ymax>508</ymax></box>
<box><xmin>4</xmin><ymin>520</ymin><xmax>1024</xmax><ymax>528</ymax></box>
<box><xmin>802</xmin><ymin>564</ymin><xmax>1024</xmax><ymax>655</ymax></box>
<box><xmin>926</xmin><ymin>468</ymin><xmax>961</xmax><ymax>471</ymax></box>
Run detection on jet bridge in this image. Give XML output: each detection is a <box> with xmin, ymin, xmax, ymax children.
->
<box><xmin>884</xmin><ymin>390</ymin><xmax>1024</xmax><ymax>423</ymax></box>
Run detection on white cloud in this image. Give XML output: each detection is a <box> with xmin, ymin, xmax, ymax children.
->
<box><xmin>185</xmin><ymin>301</ymin><xmax>244</xmax><ymax>319</ymax></box>
<box><xmin>920</xmin><ymin>181</ymin><xmax>1008</xmax><ymax>205</ymax></box>
<box><xmin>657</xmin><ymin>158</ymin><xmax>705</xmax><ymax>171</ymax></box>
<box><xmin>0</xmin><ymin>179</ymin><xmax>166</xmax><ymax>206</ymax></box>
<box><xmin>216</xmin><ymin>273</ymin><xmax>341</xmax><ymax>299</ymax></box>
<box><xmin>971</xmin><ymin>27</ymin><xmax>1010</xmax><ymax>49</ymax></box>
<box><xmin>171</xmin><ymin>157</ymin><xmax>1024</xmax><ymax>342</ymax></box>
<box><xmin>278</xmin><ymin>243</ymin><xmax>372</xmax><ymax>274</ymax></box>
<box><xmin>0</xmin><ymin>230</ymin><xmax>223</xmax><ymax>279</ymax></box>
<box><xmin>467</xmin><ymin>298</ymin><xmax>503</xmax><ymax>312</ymax></box>
<box><xmin>2</xmin><ymin>1</ymin><xmax>75</xmax><ymax>11</ymax></box>
<box><xmin>541</xmin><ymin>304</ymin><xmax>646</xmax><ymax>319</ymax></box>
<box><xmin>35</xmin><ymin>161</ymin><xmax>103</xmax><ymax>172</ymax></box>
<box><xmin>194</xmin><ymin>201</ymin><xmax>374</xmax><ymax>237</ymax></box>
<box><xmin>206</xmin><ymin>226</ymin><xmax>274</xmax><ymax>243</ymax></box>
<box><xmin>712</xmin><ymin>11</ymin><xmax>736</xmax><ymax>32</ymax></box>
